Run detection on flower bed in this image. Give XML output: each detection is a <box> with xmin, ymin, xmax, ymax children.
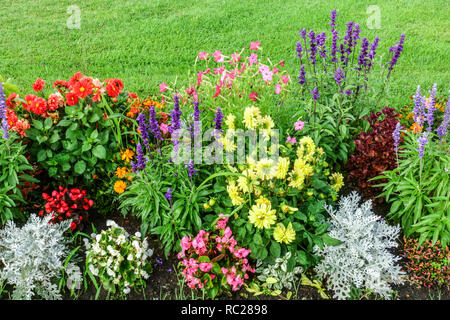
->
<box><xmin>0</xmin><ymin>10</ymin><xmax>448</xmax><ymax>301</ymax></box>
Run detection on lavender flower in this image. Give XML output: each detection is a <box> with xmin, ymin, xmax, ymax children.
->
<box><xmin>134</xmin><ymin>143</ymin><xmax>148</xmax><ymax>171</ymax></box>
<box><xmin>387</xmin><ymin>34</ymin><xmax>405</xmax><ymax>77</ymax></box>
<box><xmin>185</xmin><ymin>159</ymin><xmax>197</xmax><ymax>177</ymax></box>
<box><xmin>417</xmin><ymin>133</ymin><xmax>428</xmax><ymax>158</ymax></box>
<box><xmin>0</xmin><ymin>83</ymin><xmax>9</xmax><ymax>140</ymax></box>
<box><xmin>214</xmin><ymin>107</ymin><xmax>223</xmax><ymax>132</ymax></box>
<box><xmin>137</xmin><ymin>113</ymin><xmax>150</xmax><ymax>148</ymax></box>
<box><xmin>193</xmin><ymin>100</ymin><xmax>201</xmax><ymax>122</ymax></box>
<box><xmin>345</xmin><ymin>89</ymin><xmax>353</xmax><ymax>96</ymax></box>
<box><xmin>311</xmin><ymin>87</ymin><xmax>320</xmax><ymax>101</ymax></box>
<box><xmin>297</xmin><ymin>65</ymin><xmax>306</xmax><ymax>85</ymax></box>
<box><xmin>317</xmin><ymin>32</ymin><xmax>327</xmax><ymax>59</ymax></box>
<box><xmin>308</xmin><ymin>30</ymin><xmax>317</xmax><ymax>66</ymax></box>
<box><xmin>299</xmin><ymin>28</ymin><xmax>307</xmax><ymax>40</ymax></box>
<box><xmin>413</xmin><ymin>86</ymin><xmax>425</xmax><ymax>127</ymax></box>
<box><xmin>334</xmin><ymin>67</ymin><xmax>345</xmax><ymax>86</ymax></box>
<box><xmin>368</xmin><ymin>37</ymin><xmax>380</xmax><ymax>64</ymax></box>
<box><xmin>296</xmin><ymin>41</ymin><xmax>303</xmax><ymax>60</ymax></box>
<box><xmin>357</xmin><ymin>37</ymin><xmax>369</xmax><ymax>69</ymax></box>
<box><xmin>169</xmin><ymin>94</ymin><xmax>182</xmax><ymax>134</ymax></box>
<box><xmin>393</xmin><ymin>122</ymin><xmax>402</xmax><ymax>152</ymax></box>
<box><xmin>436</xmin><ymin>97</ymin><xmax>449</xmax><ymax>139</ymax></box>
<box><xmin>165</xmin><ymin>189</ymin><xmax>173</xmax><ymax>204</ymax></box>
<box><xmin>329</xmin><ymin>9</ymin><xmax>337</xmax><ymax>28</ymax></box>
<box><xmin>330</xmin><ymin>29</ymin><xmax>339</xmax><ymax>63</ymax></box>
<box><xmin>149</xmin><ymin>106</ymin><xmax>162</xmax><ymax>141</ymax></box>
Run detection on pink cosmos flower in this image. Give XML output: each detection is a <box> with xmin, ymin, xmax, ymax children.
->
<box><xmin>249</xmin><ymin>91</ymin><xmax>258</xmax><ymax>101</ymax></box>
<box><xmin>275</xmin><ymin>83</ymin><xmax>281</xmax><ymax>95</ymax></box>
<box><xmin>159</xmin><ymin>122</ymin><xmax>169</xmax><ymax>134</ymax></box>
<box><xmin>286</xmin><ymin>136</ymin><xmax>296</xmax><ymax>145</ymax></box>
<box><xmin>159</xmin><ymin>82</ymin><xmax>168</xmax><ymax>92</ymax></box>
<box><xmin>198</xmin><ymin>52</ymin><xmax>209</xmax><ymax>60</ymax></box>
<box><xmin>247</xmin><ymin>53</ymin><xmax>258</xmax><ymax>65</ymax></box>
<box><xmin>294</xmin><ymin>120</ymin><xmax>305</xmax><ymax>131</ymax></box>
<box><xmin>250</xmin><ymin>41</ymin><xmax>261</xmax><ymax>50</ymax></box>
<box><xmin>213</xmin><ymin>50</ymin><xmax>224</xmax><ymax>63</ymax></box>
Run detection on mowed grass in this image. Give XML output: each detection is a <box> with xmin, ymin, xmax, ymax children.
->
<box><xmin>0</xmin><ymin>0</ymin><xmax>449</xmax><ymax>104</ymax></box>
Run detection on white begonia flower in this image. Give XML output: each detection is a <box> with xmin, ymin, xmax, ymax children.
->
<box><xmin>89</xmin><ymin>264</ymin><xmax>99</xmax><ymax>276</ymax></box>
<box><xmin>123</xmin><ymin>287</ymin><xmax>131</xmax><ymax>294</ymax></box>
<box><xmin>106</xmin><ymin>268</ymin><xmax>115</xmax><ymax>277</ymax></box>
<box><xmin>106</xmin><ymin>220</ymin><xmax>118</xmax><ymax>228</ymax></box>
<box><xmin>116</xmin><ymin>234</ymin><xmax>126</xmax><ymax>245</ymax></box>
<box><xmin>95</xmin><ymin>234</ymin><xmax>101</xmax><ymax>242</ymax></box>
<box><xmin>135</xmin><ymin>232</ymin><xmax>141</xmax><ymax>238</ymax></box>
<box><xmin>127</xmin><ymin>254</ymin><xmax>134</xmax><ymax>261</ymax></box>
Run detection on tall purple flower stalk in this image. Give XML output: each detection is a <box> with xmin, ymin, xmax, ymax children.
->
<box><xmin>317</xmin><ymin>32</ymin><xmax>327</xmax><ymax>59</ymax></box>
<box><xmin>137</xmin><ymin>113</ymin><xmax>150</xmax><ymax>149</ymax></box>
<box><xmin>413</xmin><ymin>86</ymin><xmax>425</xmax><ymax>127</ymax></box>
<box><xmin>214</xmin><ymin>107</ymin><xmax>223</xmax><ymax>132</ymax></box>
<box><xmin>297</xmin><ymin>65</ymin><xmax>306</xmax><ymax>85</ymax></box>
<box><xmin>425</xmin><ymin>84</ymin><xmax>437</xmax><ymax>132</ymax></box>
<box><xmin>436</xmin><ymin>96</ymin><xmax>449</xmax><ymax>139</ymax></box>
<box><xmin>299</xmin><ymin>28</ymin><xmax>307</xmax><ymax>40</ymax></box>
<box><xmin>329</xmin><ymin>9</ymin><xmax>337</xmax><ymax>28</ymax></box>
<box><xmin>165</xmin><ymin>188</ymin><xmax>173</xmax><ymax>207</ymax></box>
<box><xmin>185</xmin><ymin>159</ymin><xmax>197</xmax><ymax>177</ymax></box>
<box><xmin>134</xmin><ymin>142</ymin><xmax>148</xmax><ymax>171</ymax></box>
<box><xmin>334</xmin><ymin>67</ymin><xmax>345</xmax><ymax>86</ymax></box>
<box><xmin>393</xmin><ymin>122</ymin><xmax>402</xmax><ymax>152</ymax></box>
<box><xmin>311</xmin><ymin>87</ymin><xmax>320</xmax><ymax>101</ymax></box>
<box><xmin>387</xmin><ymin>34</ymin><xmax>405</xmax><ymax>78</ymax></box>
<box><xmin>149</xmin><ymin>106</ymin><xmax>162</xmax><ymax>141</ymax></box>
<box><xmin>0</xmin><ymin>83</ymin><xmax>9</xmax><ymax>140</ymax></box>
<box><xmin>330</xmin><ymin>29</ymin><xmax>339</xmax><ymax>63</ymax></box>
<box><xmin>308</xmin><ymin>30</ymin><xmax>317</xmax><ymax>66</ymax></box>
<box><xmin>296</xmin><ymin>41</ymin><xmax>303</xmax><ymax>60</ymax></box>
<box><xmin>367</xmin><ymin>37</ymin><xmax>380</xmax><ymax>70</ymax></box>
<box><xmin>357</xmin><ymin>37</ymin><xmax>369</xmax><ymax>70</ymax></box>
<box><xmin>417</xmin><ymin>133</ymin><xmax>428</xmax><ymax>158</ymax></box>
<box><xmin>193</xmin><ymin>100</ymin><xmax>201</xmax><ymax>122</ymax></box>
<box><xmin>169</xmin><ymin>94</ymin><xmax>182</xmax><ymax>134</ymax></box>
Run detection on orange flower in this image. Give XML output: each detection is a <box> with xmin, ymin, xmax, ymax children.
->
<box><xmin>115</xmin><ymin>167</ymin><xmax>130</xmax><ymax>179</ymax></box>
<box><xmin>114</xmin><ymin>180</ymin><xmax>127</xmax><ymax>193</ymax></box>
<box><xmin>121</xmin><ymin>149</ymin><xmax>134</xmax><ymax>162</ymax></box>
<box><xmin>410</xmin><ymin>122</ymin><xmax>423</xmax><ymax>134</ymax></box>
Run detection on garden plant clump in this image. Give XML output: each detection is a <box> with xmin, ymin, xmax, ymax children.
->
<box><xmin>0</xmin><ymin>7</ymin><xmax>448</xmax><ymax>301</ymax></box>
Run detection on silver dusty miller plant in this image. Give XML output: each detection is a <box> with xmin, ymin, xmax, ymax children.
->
<box><xmin>256</xmin><ymin>252</ymin><xmax>303</xmax><ymax>291</ymax></box>
<box><xmin>313</xmin><ymin>192</ymin><xmax>405</xmax><ymax>300</ymax></box>
<box><xmin>0</xmin><ymin>214</ymin><xmax>80</xmax><ymax>300</ymax></box>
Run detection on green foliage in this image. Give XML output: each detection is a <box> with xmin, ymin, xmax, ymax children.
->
<box><xmin>25</xmin><ymin>101</ymin><xmax>119</xmax><ymax>186</ymax></box>
<box><xmin>374</xmin><ymin>131</ymin><xmax>449</xmax><ymax>247</ymax></box>
<box><xmin>0</xmin><ymin>133</ymin><xmax>38</xmax><ymax>225</ymax></box>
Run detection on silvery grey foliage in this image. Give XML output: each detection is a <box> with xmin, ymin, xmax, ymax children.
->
<box><xmin>256</xmin><ymin>252</ymin><xmax>303</xmax><ymax>291</ymax></box>
<box><xmin>0</xmin><ymin>214</ymin><xmax>77</xmax><ymax>300</ymax></box>
<box><xmin>313</xmin><ymin>192</ymin><xmax>405</xmax><ymax>300</ymax></box>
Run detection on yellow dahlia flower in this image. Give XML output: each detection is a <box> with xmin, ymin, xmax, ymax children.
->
<box><xmin>243</xmin><ymin>106</ymin><xmax>261</xmax><ymax>129</ymax></box>
<box><xmin>227</xmin><ymin>181</ymin><xmax>245</xmax><ymax>206</ymax></box>
<box><xmin>225</xmin><ymin>114</ymin><xmax>236</xmax><ymax>129</ymax></box>
<box><xmin>248</xmin><ymin>203</ymin><xmax>277</xmax><ymax>229</ymax></box>
<box><xmin>256</xmin><ymin>158</ymin><xmax>277</xmax><ymax>181</ymax></box>
<box><xmin>330</xmin><ymin>172</ymin><xmax>344</xmax><ymax>192</ymax></box>
<box><xmin>273</xmin><ymin>222</ymin><xmax>296</xmax><ymax>244</ymax></box>
<box><xmin>276</xmin><ymin>157</ymin><xmax>290</xmax><ymax>180</ymax></box>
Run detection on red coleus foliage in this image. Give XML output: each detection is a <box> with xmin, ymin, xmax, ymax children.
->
<box><xmin>39</xmin><ymin>186</ymin><xmax>94</xmax><ymax>230</ymax></box>
<box><xmin>345</xmin><ymin>107</ymin><xmax>402</xmax><ymax>201</ymax></box>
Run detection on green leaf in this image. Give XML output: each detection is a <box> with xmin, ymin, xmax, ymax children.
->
<box><xmin>44</xmin><ymin>117</ymin><xmax>53</xmax><ymax>130</ymax></box>
<box><xmin>270</xmin><ymin>241</ymin><xmax>281</xmax><ymax>258</ymax></box>
<box><xmin>37</xmin><ymin>149</ymin><xmax>47</xmax><ymax>162</ymax></box>
<box><xmin>92</xmin><ymin>145</ymin><xmax>107</xmax><ymax>159</ymax></box>
<box><xmin>296</xmin><ymin>250</ymin><xmax>309</xmax><ymax>266</ymax></box>
<box><xmin>32</xmin><ymin>119</ymin><xmax>43</xmax><ymax>130</ymax></box>
<box><xmin>74</xmin><ymin>160</ymin><xmax>86</xmax><ymax>175</ymax></box>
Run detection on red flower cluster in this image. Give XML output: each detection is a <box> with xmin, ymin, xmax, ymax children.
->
<box><xmin>39</xmin><ymin>186</ymin><xmax>94</xmax><ymax>230</ymax></box>
<box><xmin>345</xmin><ymin>107</ymin><xmax>402</xmax><ymax>201</ymax></box>
<box><xmin>402</xmin><ymin>237</ymin><xmax>449</xmax><ymax>289</ymax></box>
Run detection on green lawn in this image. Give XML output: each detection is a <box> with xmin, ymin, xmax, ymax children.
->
<box><xmin>1</xmin><ymin>0</ymin><xmax>449</xmax><ymax>104</ymax></box>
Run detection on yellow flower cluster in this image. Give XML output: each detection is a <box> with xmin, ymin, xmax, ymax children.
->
<box><xmin>273</xmin><ymin>222</ymin><xmax>296</xmax><ymax>244</ymax></box>
<box><xmin>329</xmin><ymin>172</ymin><xmax>344</xmax><ymax>193</ymax></box>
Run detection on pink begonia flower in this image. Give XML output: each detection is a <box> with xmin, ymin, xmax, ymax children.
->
<box><xmin>213</xmin><ymin>50</ymin><xmax>224</xmax><ymax>63</ymax></box>
<box><xmin>275</xmin><ymin>83</ymin><xmax>281</xmax><ymax>95</ymax></box>
<box><xmin>229</xmin><ymin>53</ymin><xmax>241</xmax><ymax>65</ymax></box>
<box><xmin>247</xmin><ymin>53</ymin><xmax>258</xmax><ymax>65</ymax></box>
<box><xmin>286</xmin><ymin>136</ymin><xmax>296</xmax><ymax>145</ymax></box>
<box><xmin>159</xmin><ymin>82</ymin><xmax>168</xmax><ymax>92</ymax></box>
<box><xmin>198</xmin><ymin>52</ymin><xmax>209</xmax><ymax>60</ymax></box>
<box><xmin>199</xmin><ymin>262</ymin><xmax>213</xmax><ymax>273</ymax></box>
<box><xmin>281</xmin><ymin>75</ymin><xmax>290</xmax><ymax>84</ymax></box>
<box><xmin>249</xmin><ymin>91</ymin><xmax>258</xmax><ymax>101</ymax></box>
<box><xmin>160</xmin><ymin>123</ymin><xmax>169</xmax><ymax>134</ymax></box>
<box><xmin>294</xmin><ymin>120</ymin><xmax>305</xmax><ymax>131</ymax></box>
<box><xmin>180</xmin><ymin>236</ymin><xmax>191</xmax><ymax>250</ymax></box>
<box><xmin>250</xmin><ymin>41</ymin><xmax>261</xmax><ymax>50</ymax></box>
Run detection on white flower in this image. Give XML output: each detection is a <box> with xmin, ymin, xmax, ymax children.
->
<box><xmin>123</xmin><ymin>287</ymin><xmax>131</xmax><ymax>294</ymax></box>
<box><xmin>89</xmin><ymin>264</ymin><xmax>99</xmax><ymax>276</ymax></box>
<box><xmin>95</xmin><ymin>234</ymin><xmax>101</xmax><ymax>242</ymax></box>
<box><xmin>106</xmin><ymin>268</ymin><xmax>115</xmax><ymax>277</ymax></box>
<box><xmin>135</xmin><ymin>232</ymin><xmax>141</xmax><ymax>238</ymax></box>
<box><xmin>127</xmin><ymin>254</ymin><xmax>134</xmax><ymax>261</ymax></box>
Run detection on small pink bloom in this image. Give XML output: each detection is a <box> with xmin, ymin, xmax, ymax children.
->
<box><xmin>279</xmin><ymin>60</ymin><xmax>285</xmax><ymax>67</ymax></box>
<box><xmin>198</xmin><ymin>52</ymin><xmax>209</xmax><ymax>60</ymax></box>
<box><xmin>294</xmin><ymin>120</ymin><xmax>305</xmax><ymax>131</ymax></box>
<box><xmin>213</xmin><ymin>50</ymin><xmax>224</xmax><ymax>63</ymax></box>
<box><xmin>159</xmin><ymin>82</ymin><xmax>168</xmax><ymax>92</ymax></box>
<box><xmin>286</xmin><ymin>136</ymin><xmax>296</xmax><ymax>145</ymax></box>
<box><xmin>281</xmin><ymin>75</ymin><xmax>290</xmax><ymax>84</ymax></box>
<box><xmin>249</xmin><ymin>91</ymin><xmax>258</xmax><ymax>101</ymax></box>
<box><xmin>160</xmin><ymin>123</ymin><xmax>169</xmax><ymax>134</ymax></box>
<box><xmin>247</xmin><ymin>53</ymin><xmax>258</xmax><ymax>65</ymax></box>
<box><xmin>275</xmin><ymin>84</ymin><xmax>281</xmax><ymax>95</ymax></box>
<box><xmin>229</xmin><ymin>53</ymin><xmax>241</xmax><ymax>65</ymax></box>
<box><xmin>273</xmin><ymin>67</ymin><xmax>279</xmax><ymax>74</ymax></box>
<box><xmin>199</xmin><ymin>262</ymin><xmax>212</xmax><ymax>273</ymax></box>
<box><xmin>212</xmin><ymin>84</ymin><xmax>222</xmax><ymax>98</ymax></box>
<box><xmin>250</xmin><ymin>41</ymin><xmax>261</xmax><ymax>50</ymax></box>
